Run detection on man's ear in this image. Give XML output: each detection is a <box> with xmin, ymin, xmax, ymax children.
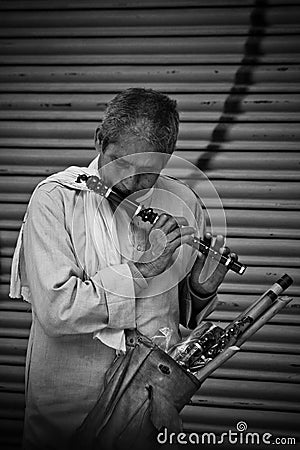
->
<box><xmin>94</xmin><ymin>127</ymin><xmax>102</xmax><ymax>151</ymax></box>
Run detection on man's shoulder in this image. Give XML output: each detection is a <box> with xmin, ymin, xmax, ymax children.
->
<box><xmin>35</xmin><ymin>179</ymin><xmax>79</xmax><ymax>196</ymax></box>
<box><xmin>37</xmin><ymin>181</ymin><xmax>62</xmax><ymax>195</ymax></box>
<box><xmin>31</xmin><ymin>181</ymin><xmax>77</xmax><ymax>210</ymax></box>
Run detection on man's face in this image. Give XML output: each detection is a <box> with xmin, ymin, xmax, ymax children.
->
<box><xmin>98</xmin><ymin>133</ymin><xmax>171</xmax><ymax>198</ymax></box>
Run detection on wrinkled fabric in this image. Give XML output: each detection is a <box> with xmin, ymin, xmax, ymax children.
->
<box><xmin>10</xmin><ymin>157</ymin><xmax>131</xmax><ymax>351</ymax></box>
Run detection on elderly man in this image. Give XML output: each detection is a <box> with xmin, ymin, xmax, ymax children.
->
<box><xmin>10</xmin><ymin>88</ymin><xmax>235</xmax><ymax>449</ymax></box>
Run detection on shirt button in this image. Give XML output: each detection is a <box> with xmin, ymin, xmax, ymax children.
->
<box><xmin>137</xmin><ymin>244</ymin><xmax>142</xmax><ymax>251</ymax></box>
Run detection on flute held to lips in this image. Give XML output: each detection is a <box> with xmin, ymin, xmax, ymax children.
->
<box><xmin>76</xmin><ymin>174</ymin><xmax>247</xmax><ymax>275</ymax></box>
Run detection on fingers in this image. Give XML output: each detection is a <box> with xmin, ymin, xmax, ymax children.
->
<box><xmin>213</xmin><ymin>240</ymin><xmax>239</xmax><ymax>270</ymax></box>
<box><xmin>221</xmin><ymin>247</ymin><xmax>238</xmax><ymax>262</ymax></box>
<box><xmin>151</xmin><ymin>213</ymin><xmax>170</xmax><ymax>229</ymax></box>
<box><xmin>152</xmin><ymin>214</ymin><xmax>189</xmax><ymax>235</ymax></box>
<box><xmin>148</xmin><ymin>216</ymin><xmax>195</xmax><ymax>260</ymax></box>
<box><xmin>167</xmin><ymin>231</ymin><xmax>195</xmax><ymax>254</ymax></box>
<box><xmin>203</xmin><ymin>232</ymin><xmax>212</xmax><ymax>248</ymax></box>
<box><xmin>229</xmin><ymin>252</ymin><xmax>238</xmax><ymax>262</ymax></box>
<box><xmin>202</xmin><ymin>234</ymin><xmax>237</xmax><ymax>268</ymax></box>
<box><xmin>221</xmin><ymin>246</ymin><xmax>230</xmax><ymax>257</ymax></box>
<box><xmin>201</xmin><ymin>233</ymin><xmax>225</xmax><ymax>261</ymax></box>
<box><xmin>167</xmin><ymin>226</ymin><xmax>195</xmax><ymax>244</ymax></box>
<box><xmin>175</xmin><ymin>217</ymin><xmax>190</xmax><ymax>227</ymax></box>
<box><xmin>212</xmin><ymin>234</ymin><xmax>225</xmax><ymax>254</ymax></box>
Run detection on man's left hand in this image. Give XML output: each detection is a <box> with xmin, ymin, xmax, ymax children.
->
<box><xmin>189</xmin><ymin>232</ymin><xmax>238</xmax><ymax>297</ymax></box>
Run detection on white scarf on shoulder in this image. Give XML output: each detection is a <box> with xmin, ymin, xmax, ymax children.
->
<box><xmin>9</xmin><ymin>156</ymin><xmax>128</xmax><ymax>351</ymax></box>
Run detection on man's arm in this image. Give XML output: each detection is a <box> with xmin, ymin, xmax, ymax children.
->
<box><xmin>22</xmin><ymin>187</ymin><xmax>147</xmax><ymax>337</ymax></box>
<box><xmin>178</xmin><ymin>276</ymin><xmax>218</xmax><ymax>330</ymax></box>
<box><xmin>179</xmin><ymin>192</ymin><xmax>237</xmax><ymax>329</ymax></box>
<box><xmin>178</xmin><ymin>197</ymin><xmax>219</xmax><ymax>329</ymax></box>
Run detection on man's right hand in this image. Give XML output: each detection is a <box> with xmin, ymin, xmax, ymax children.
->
<box><xmin>133</xmin><ymin>214</ymin><xmax>195</xmax><ymax>278</ymax></box>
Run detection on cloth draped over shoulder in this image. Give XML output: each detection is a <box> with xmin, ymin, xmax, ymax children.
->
<box><xmin>9</xmin><ymin>156</ymin><xmax>130</xmax><ymax>351</ymax></box>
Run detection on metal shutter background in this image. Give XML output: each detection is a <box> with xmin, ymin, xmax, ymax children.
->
<box><xmin>0</xmin><ymin>0</ymin><xmax>299</xmax><ymax>448</ymax></box>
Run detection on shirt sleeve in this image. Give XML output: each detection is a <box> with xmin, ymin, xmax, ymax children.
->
<box><xmin>179</xmin><ymin>276</ymin><xmax>218</xmax><ymax>329</ymax></box>
<box><xmin>22</xmin><ymin>186</ymin><xmax>139</xmax><ymax>337</ymax></box>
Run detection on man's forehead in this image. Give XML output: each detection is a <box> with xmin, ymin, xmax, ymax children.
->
<box><xmin>112</xmin><ymin>135</ymin><xmax>154</xmax><ymax>153</ymax></box>
<box><xmin>121</xmin><ymin>151</ymin><xmax>167</xmax><ymax>170</ymax></box>
<box><xmin>109</xmin><ymin>139</ymin><xmax>166</xmax><ymax>159</ymax></box>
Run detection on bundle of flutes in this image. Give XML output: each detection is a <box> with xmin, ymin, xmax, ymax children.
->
<box><xmin>167</xmin><ymin>274</ymin><xmax>293</xmax><ymax>382</ymax></box>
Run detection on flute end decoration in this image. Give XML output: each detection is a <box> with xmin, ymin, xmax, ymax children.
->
<box><xmin>76</xmin><ymin>174</ymin><xmax>88</xmax><ymax>183</ymax></box>
<box><xmin>277</xmin><ymin>273</ymin><xmax>293</xmax><ymax>291</ymax></box>
<box><xmin>238</xmin><ymin>264</ymin><xmax>247</xmax><ymax>275</ymax></box>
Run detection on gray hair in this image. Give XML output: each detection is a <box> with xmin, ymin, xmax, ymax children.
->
<box><xmin>95</xmin><ymin>88</ymin><xmax>179</xmax><ymax>154</ymax></box>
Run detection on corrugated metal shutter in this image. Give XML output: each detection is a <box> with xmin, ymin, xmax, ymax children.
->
<box><xmin>0</xmin><ymin>0</ymin><xmax>299</xmax><ymax>448</ymax></box>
